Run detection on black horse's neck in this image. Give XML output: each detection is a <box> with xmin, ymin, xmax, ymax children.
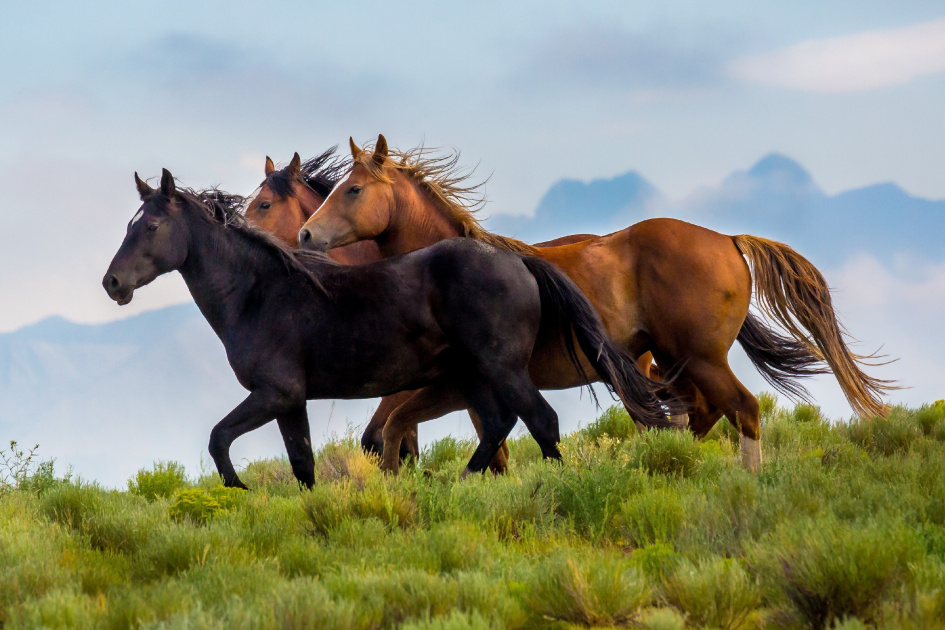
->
<box><xmin>177</xmin><ymin>207</ymin><xmax>323</xmax><ymax>339</ymax></box>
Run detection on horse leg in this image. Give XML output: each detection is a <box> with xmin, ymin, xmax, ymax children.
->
<box><xmin>462</xmin><ymin>369</ymin><xmax>559</xmax><ymax>475</ymax></box>
<box><xmin>468</xmin><ymin>409</ymin><xmax>510</xmax><ymax>474</ymax></box>
<box><xmin>683</xmin><ymin>359</ymin><xmax>762</xmax><ymax>471</ymax></box>
<box><xmin>276</xmin><ymin>407</ymin><xmax>315</xmax><ymax>489</ymax></box>
<box><xmin>499</xmin><ymin>379</ymin><xmax>562</xmax><ymax>461</ymax></box>
<box><xmin>381</xmin><ymin>383</ymin><xmax>466</xmax><ymax>474</ymax></box>
<box><xmin>209</xmin><ymin>390</ymin><xmax>291</xmax><ymax>488</ymax></box>
<box><xmin>361</xmin><ymin>391</ymin><xmax>418</xmax><ymax>460</ymax></box>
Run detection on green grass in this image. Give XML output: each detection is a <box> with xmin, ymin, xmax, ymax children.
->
<box><xmin>2</xmin><ymin>398</ymin><xmax>945</xmax><ymax>628</ymax></box>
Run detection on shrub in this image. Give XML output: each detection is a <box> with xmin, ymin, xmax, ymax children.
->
<box><xmin>752</xmin><ymin>519</ymin><xmax>922</xmax><ymax>629</ymax></box>
<box><xmin>757</xmin><ymin>391</ymin><xmax>779</xmax><ymax>423</ymax></box>
<box><xmin>39</xmin><ymin>482</ymin><xmax>103</xmax><ymax>531</ymax></box>
<box><xmin>301</xmin><ymin>483</ymin><xmax>350</xmax><ymax>537</ymax></box>
<box><xmin>638</xmin><ymin>607</ymin><xmax>686</xmax><ymax>630</ymax></box>
<box><xmin>167</xmin><ymin>487</ymin><xmax>244</xmax><ymax>525</ymax></box>
<box><xmin>581</xmin><ymin>405</ymin><xmax>638</xmax><ymax>442</ymax></box>
<box><xmin>523</xmin><ymin>550</ymin><xmax>651</xmax><ymax>627</ymax></box>
<box><xmin>127</xmin><ymin>461</ymin><xmax>188</xmax><ymax>501</ymax></box>
<box><xmin>619</xmin><ymin>488</ymin><xmax>685</xmax><ymax>547</ymax></box>
<box><xmin>400</xmin><ymin>610</ymin><xmax>501</xmax><ymax>630</ymax></box>
<box><xmin>663</xmin><ymin>557</ymin><xmax>761</xmax><ymax>630</ymax></box>
<box><xmin>421</xmin><ymin>436</ymin><xmax>477</xmax><ymax>473</ymax></box>
<box><xmin>416</xmin><ymin>521</ymin><xmax>487</xmax><ymax>573</ymax></box>
<box><xmin>274</xmin><ymin>576</ymin><xmax>377</xmax><ymax>630</ymax></box>
<box><xmin>631</xmin><ymin>543</ymin><xmax>684</xmax><ymax>582</ymax></box>
<box><xmin>549</xmin><ymin>439</ymin><xmax>645</xmax><ymax>540</ymax></box>
<box><xmin>632</xmin><ymin>429</ymin><xmax>702</xmax><ymax>477</ymax></box>
<box><xmin>0</xmin><ymin>441</ymin><xmax>42</xmax><ymax>492</ymax></box>
<box><xmin>135</xmin><ymin>525</ymin><xmax>214</xmax><ymax>578</ymax></box>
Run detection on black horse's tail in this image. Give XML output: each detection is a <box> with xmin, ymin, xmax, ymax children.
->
<box><xmin>521</xmin><ymin>256</ymin><xmax>677</xmax><ymax>428</ymax></box>
<box><xmin>736</xmin><ymin>311</ymin><xmax>831</xmax><ymax>403</ymax></box>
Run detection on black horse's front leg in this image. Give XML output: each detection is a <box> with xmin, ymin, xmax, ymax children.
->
<box><xmin>277</xmin><ymin>407</ymin><xmax>316</xmax><ymax>489</ymax></box>
<box><xmin>208</xmin><ymin>390</ymin><xmax>284</xmax><ymax>488</ymax></box>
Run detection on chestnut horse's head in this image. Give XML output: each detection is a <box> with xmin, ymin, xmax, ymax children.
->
<box><xmin>245</xmin><ymin>149</ymin><xmax>346</xmax><ymax>248</ymax></box>
<box><xmin>103</xmin><ymin>169</ymin><xmax>192</xmax><ymax>305</ymax></box>
<box><xmin>297</xmin><ymin>135</ymin><xmax>396</xmax><ymax>252</ymax></box>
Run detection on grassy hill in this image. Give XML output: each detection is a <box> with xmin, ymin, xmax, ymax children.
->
<box><xmin>2</xmin><ymin>398</ymin><xmax>945</xmax><ymax>629</ymax></box>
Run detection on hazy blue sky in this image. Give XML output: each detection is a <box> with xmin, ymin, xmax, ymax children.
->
<box><xmin>2</xmin><ymin>2</ymin><xmax>945</xmax><ymax>331</ymax></box>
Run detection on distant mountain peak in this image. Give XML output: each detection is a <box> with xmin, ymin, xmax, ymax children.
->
<box><xmin>747</xmin><ymin>153</ymin><xmax>813</xmax><ymax>186</ymax></box>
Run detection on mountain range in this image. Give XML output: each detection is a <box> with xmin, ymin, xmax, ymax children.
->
<box><xmin>487</xmin><ymin>153</ymin><xmax>945</xmax><ymax>268</ymax></box>
<box><xmin>2</xmin><ymin>153</ymin><xmax>941</xmax><ymax>487</ymax></box>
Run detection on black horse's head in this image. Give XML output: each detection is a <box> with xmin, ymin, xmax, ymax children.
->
<box><xmin>103</xmin><ymin>169</ymin><xmax>191</xmax><ymax>305</ymax></box>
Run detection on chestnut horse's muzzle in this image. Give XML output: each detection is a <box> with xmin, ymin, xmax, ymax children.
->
<box><xmin>297</xmin><ymin>227</ymin><xmax>331</xmax><ymax>252</ymax></box>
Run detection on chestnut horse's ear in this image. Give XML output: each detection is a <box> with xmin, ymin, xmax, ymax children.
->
<box><xmin>287</xmin><ymin>152</ymin><xmax>301</xmax><ymax>178</ymax></box>
<box><xmin>265</xmin><ymin>156</ymin><xmax>275</xmax><ymax>176</ymax></box>
<box><xmin>160</xmin><ymin>168</ymin><xmax>176</xmax><ymax>198</ymax></box>
<box><xmin>349</xmin><ymin>137</ymin><xmax>363</xmax><ymax>160</ymax></box>
<box><xmin>134</xmin><ymin>172</ymin><xmax>154</xmax><ymax>200</ymax></box>
<box><xmin>373</xmin><ymin>134</ymin><xmax>388</xmax><ymax>166</ymax></box>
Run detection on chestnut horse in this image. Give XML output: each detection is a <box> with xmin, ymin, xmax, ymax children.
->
<box><xmin>297</xmin><ymin>135</ymin><xmax>895</xmax><ymax>470</ymax></box>
<box><xmin>245</xmin><ymin>150</ymin><xmax>606</xmax><ymax>472</ymax></box>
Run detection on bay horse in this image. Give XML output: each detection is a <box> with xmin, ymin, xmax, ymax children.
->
<box><xmin>103</xmin><ymin>169</ymin><xmax>672</xmax><ymax>486</ymax></box>
<box><xmin>244</xmin><ymin>150</ymin><xmax>605</xmax><ymax>473</ymax></box>
<box><xmin>297</xmin><ymin>135</ymin><xmax>895</xmax><ymax>471</ymax></box>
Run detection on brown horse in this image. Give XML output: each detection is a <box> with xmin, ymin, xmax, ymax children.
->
<box><xmin>296</xmin><ymin>135</ymin><xmax>895</xmax><ymax>470</ymax></box>
<box><xmin>244</xmin><ymin>149</ymin><xmax>618</xmax><ymax>472</ymax></box>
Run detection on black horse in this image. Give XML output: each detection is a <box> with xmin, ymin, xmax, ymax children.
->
<box><xmin>103</xmin><ymin>169</ymin><xmax>671</xmax><ymax>488</ymax></box>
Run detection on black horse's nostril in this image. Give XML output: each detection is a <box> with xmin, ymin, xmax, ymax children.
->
<box><xmin>105</xmin><ymin>274</ymin><xmax>120</xmax><ymax>293</ymax></box>
<box><xmin>298</xmin><ymin>228</ymin><xmax>312</xmax><ymax>247</ymax></box>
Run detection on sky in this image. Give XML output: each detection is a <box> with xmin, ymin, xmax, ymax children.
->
<box><xmin>1</xmin><ymin>3</ymin><xmax>945</xmax><ymax>479</ymax></box>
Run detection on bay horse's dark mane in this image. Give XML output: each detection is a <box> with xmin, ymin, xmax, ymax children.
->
<box><xmin>266</xmin><ymin>146</ymin><xmax>350</xmax><ymax>199</ymax></box>
<box><xmin>182</xmin><ymin>187</ymin><xmax>333</xmax><ymax>297</ymax></box>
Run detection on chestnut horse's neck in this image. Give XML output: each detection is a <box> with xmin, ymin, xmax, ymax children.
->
<box><xmin>379</xmin><ymin>173</ymin><xmax>466</xmax><ymax>257</ymax></box>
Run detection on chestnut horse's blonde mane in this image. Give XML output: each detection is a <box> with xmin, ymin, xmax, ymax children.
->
<box><xmin>354</xmin><ymin>142</ymin><xmax>538</xmax><ymax>255</ymax></box>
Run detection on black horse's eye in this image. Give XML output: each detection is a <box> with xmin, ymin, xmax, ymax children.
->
<box><xmin>347</xmin><ymin>185</ymin><xmax>362</xmax><ymax>195</ymax></box>
<box><xmin>259</xmin><ymin>201</ymin><xmax>271</xmax><ymax>210</ymax></box>
<box><xmin>147</xmin><ymin>223</ymin><xmax>159</xmax><ymax>232</ymax></box>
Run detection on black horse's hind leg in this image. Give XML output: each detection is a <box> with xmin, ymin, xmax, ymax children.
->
<box><xmin>461</xmin><ymin>380</ymin><xmax>522</xmax><ymax>476</ymax></box>
<box><xmin>208</xmin><ymin>390</ymin><xmax>292</xmax><ymax>489</ymax></box>
<box><xmin>504</xmin><ymin>384</ymin><xmax>562</xmax><ymax>461</ymax></box>
<box><xmin>276</xmin><ymin>408</ymin><xmax>316</xmax><ymax>489</ymax></box>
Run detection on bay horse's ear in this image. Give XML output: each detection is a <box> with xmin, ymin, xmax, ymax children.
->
<box><xmin>349</xmin><ymin>137</ymin><xmax>363</xmax><ymax>160</ymax></box>
<box><xmin>160</xmin><ymin>168</ymin><xmax>176</xmax><ymax>198</ymax></box>
<box><xmin>134</xmin><ymin>172</ymin><xmax>154</xmax><ymax>200</ymax></box>
<box><xmin>287</xmin><ymin>152</ymin><xmax>302</xmax><ymax>178</ymax></box>
<box><xmin>265</xmin><ymin>156</ymin><xmax>275</xmax><ymax>176</ymax></box>
<box><xmin>373</xmin><ymin>134</ymin><xmax>388</xmax><ymax>166</ymax></box>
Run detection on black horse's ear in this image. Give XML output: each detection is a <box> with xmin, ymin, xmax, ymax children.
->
<box><xmin>373</xmin><ymin>134</ymin><xmax>388</xmax><ymax>166</ymax></box>
<box><xmin>160</xmin><ymin>168</ymin><xmax>176</xmax><ymax>197</ymax></box>
<box><xmin>134</xmin><ymin>172</ymin><xmax>154</xmax><ymax>200</ymax></box>
<box><xmin>265</xmin><ymin>156</ymin><xmax>275</xmax><ymax>176</ymax></box>
<box><xmin>287</xmin><ymin>152</ymin><xmax>301</xmax><ymax>178</ymax></box>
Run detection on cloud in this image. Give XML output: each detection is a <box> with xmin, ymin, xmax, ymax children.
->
<box><xmin>729</xmin><ymin>17</ymin><xmax>945</xmax><ymax>92</ymax></box>
<box><xmin>516</xmin><ymin>26</ymin><xmax>733</xmax><ymax>95</ymax></box>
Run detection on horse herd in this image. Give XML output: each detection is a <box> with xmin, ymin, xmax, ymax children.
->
<box><xmin>103</xmin><ymin>135</ymin><xmax>893</xmax><ymax>488</ymax></box>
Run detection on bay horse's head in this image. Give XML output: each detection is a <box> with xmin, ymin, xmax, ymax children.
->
<box><xmin>245</xmin><ymin>149</ymin><xmax>346</xmax><ymax>248</ymax></box>
<box><xmin>297</xmin><ymin>135</ymin><xmax>395</xmax><ymax>252</ymax></box>
<box><xmin>103</xmin><ymin>169</ymin><xmax>191</xmax><ymax>305</ymax></box>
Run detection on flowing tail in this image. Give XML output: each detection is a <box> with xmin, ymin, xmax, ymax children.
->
<box><xmin>736</xmin><ymin>311</ymin><xmax>831</xmax><ymax>402</ymax></box>
<box><xmin>733</xmin><ymin>235</ymin><xmax>896</xmax><ymax>418</ymax></box>
<box><xmin>521</xmin><ymin>256</ymin><xmax>677</xmax><ymax>428</ymax></box>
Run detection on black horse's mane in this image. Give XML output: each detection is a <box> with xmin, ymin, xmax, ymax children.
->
<box><xmin>265</xmin><ymin>146</ymin><xmax>350</xmax><ymax>199</ymax></box>
<box><xmin>181</xmin><ymin>187</ymin><xmax>335</xmax><ymax>297</ymax></box>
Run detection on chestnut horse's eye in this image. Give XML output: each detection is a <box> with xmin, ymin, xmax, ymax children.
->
<box><xmin>147</xmin><ymin>223</ymin><xmax>159</xmax><ymax>232</ymax></box>
<box><xmin>259</xmin><ymin>202</ymin><xmax>271</xmax><ymax>210</ymax></box>
<box><xmin>347</xmin><ymin>185</ymin><xmax>362</xmax><ymax>195</ymax></box>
